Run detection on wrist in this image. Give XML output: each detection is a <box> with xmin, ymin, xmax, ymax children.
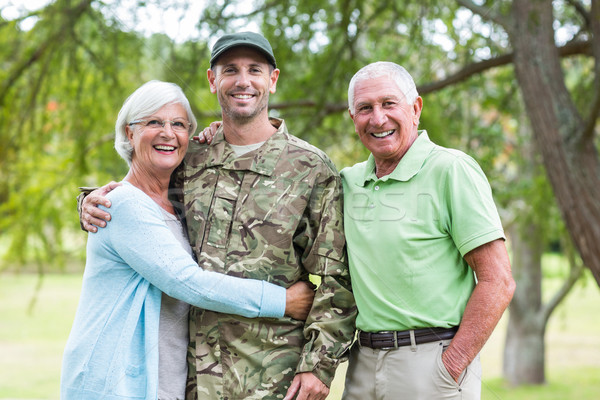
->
<box><xmin>441</xmin><ymin>348</ymin><xmax>465</xmax><ymax>382</ymax></box>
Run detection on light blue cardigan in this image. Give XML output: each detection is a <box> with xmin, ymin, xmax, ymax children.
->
<box><xmin>61</xmin><ymin>182</ymin><xmax>285</xmax><ymax>400</ymax></box>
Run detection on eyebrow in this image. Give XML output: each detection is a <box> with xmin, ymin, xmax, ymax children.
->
<box><xmin>356</xmin><ymin>95</ymin><xmax>402</xmax><ymax>107</ymax></box>
<box><xmin>380</xmin><ymin>95</ymin><xmax>401</xmax><ymax>102</ymax></box>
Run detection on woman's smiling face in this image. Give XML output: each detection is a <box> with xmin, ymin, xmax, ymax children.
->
<box><xmin>126</xmin><ymin>102</ymin><xmax>190</xmax><ymax>175</ymax></box>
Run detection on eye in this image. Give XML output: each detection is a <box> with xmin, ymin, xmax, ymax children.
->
<box><xmin>146</xmin><ymin>119</ymin><xmax>163</xmax><ymax>127</ymax></box>
<box><xmin>172</xmin><ymin>120</ymin><xmax>186</xmax><ymax>129</ymax></box>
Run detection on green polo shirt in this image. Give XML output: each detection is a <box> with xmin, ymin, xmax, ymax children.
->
<box><xmin>341</xmin><ymin>131</ymin><xmax>505</xmax><ymax>332</ymax></box>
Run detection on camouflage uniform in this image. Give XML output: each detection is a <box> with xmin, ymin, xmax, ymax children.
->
<box><xmin>172</xmin><ymin>118</ymin><xmax>356</xmax><ymax>400</ymax></box>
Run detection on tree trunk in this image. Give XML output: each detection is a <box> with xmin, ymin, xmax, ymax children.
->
<box><xmin>507</xmin><ymin>0</ymin><xmax>600</xmax><ymax>285</ymax></box>
<box><xmin>503</xmin><ymin>224</ymin><xmax>546</xmax><ymax>385</ymax></box>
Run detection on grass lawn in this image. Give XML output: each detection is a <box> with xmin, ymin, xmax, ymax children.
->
<box><xmin>1</xmin><ymin>270</ymin><xmax>599</xmax><ymax>399</ymax></box>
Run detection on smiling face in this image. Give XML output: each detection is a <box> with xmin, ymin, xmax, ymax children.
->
<box><xmin>349</xmin><ymin>75</ymin><xmax>423</xmax><ymax>176</ymax></box>
<box><xmin>207</xmin><ymin>46</ymin><xmax>279</xmax><ymax>124</ymax></box>
<box><xmin>126</xmin><ymin>102</ymin><xmax>190</xmax><ymax>177</ymax></box>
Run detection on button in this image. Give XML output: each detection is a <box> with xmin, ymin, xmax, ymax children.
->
<box><xmin>375</xmin><ymin>185</ymin><xmax>380</xmax><ymax>191</ymax></box>
<box><xmin>369</xmin><ymin>204</ymin><xmax>375</xmax><ymax>208</ymax></box>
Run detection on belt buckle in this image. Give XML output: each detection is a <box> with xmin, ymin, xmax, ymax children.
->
<box><xmin>379</xmin><ymin>330</ymin><xmax>399</xmax><ymax>350</ymax></box>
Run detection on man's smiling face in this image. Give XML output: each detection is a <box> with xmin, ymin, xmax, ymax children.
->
<box><xmin>349</xmin><ymin>75</ymin><xmax>422</xmax><ymax>169</ymax></box>
<box><xmin>208</xmin><ymin>46</ymin><xmax>279</xmax><ymax>124</ymax></box>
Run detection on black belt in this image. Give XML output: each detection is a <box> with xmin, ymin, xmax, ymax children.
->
<box><xmin>359</xmin><ymin>326</ymin><xmax>458</xmax><ymax>349</ymax></box>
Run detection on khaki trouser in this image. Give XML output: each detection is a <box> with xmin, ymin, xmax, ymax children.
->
<box><xmin>343</xmin><ymin>338</ymin><xmax>481</xmax><ymax>400</ymax></box>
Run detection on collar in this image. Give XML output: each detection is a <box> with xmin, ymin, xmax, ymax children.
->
<box><xmin>203</xmin><ymin>118</ymin><xmax>288</xmax><ymax>176</ymax></box>
<box><xmin>359</xmin><ymin>130</ymin><xmax>434</xmax><ymax>186</ymax></box>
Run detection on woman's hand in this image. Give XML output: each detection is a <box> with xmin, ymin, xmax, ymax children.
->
<box><xmin>284</xmin><ymin>281</ymin><xmax>316</xmax><ymax>320</ymax></box>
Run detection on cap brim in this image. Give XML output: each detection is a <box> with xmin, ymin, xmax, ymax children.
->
<box><xmin>210</xmin><ymin>42</ymin><xmax>276</xmax><ymax>68</ymax></box>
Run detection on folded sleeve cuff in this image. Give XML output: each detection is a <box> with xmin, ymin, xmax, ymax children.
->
<box><xmin>258</xmin><ymin>282</ymin><xmax>286</xmax><ymax>318</ymax></box>
<box><xmin>296</xmin><ymin>355</ymin><xmax>339</xmax><ymax>387</ymax></box>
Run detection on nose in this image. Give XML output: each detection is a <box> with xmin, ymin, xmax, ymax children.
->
<box><xmin>235</xmin><ymin>70</ymin><xmax>250</xmax><ymax>87</ymax></box>
<box><xmin>370</xmin><ymin>106</ymin><xmax>387</xmax><ymax>127</ymax></box>
<box><xmin>160</xmin><ymin>122</ymin><xmax>177</xmax><ymax>137</ymax></box>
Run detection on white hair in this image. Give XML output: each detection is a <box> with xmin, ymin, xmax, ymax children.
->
<box><xmin>348</xmin><ymin>62</ymin><xmax>419</xmax><ymax>114</ymax></box>
<box><xmin>114</xmin><ymin>80</ymin><xmax>197</xmax><ymax>165</ymax></box>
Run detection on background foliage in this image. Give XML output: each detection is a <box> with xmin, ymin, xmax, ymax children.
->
<box><xmin>3</xmin><ymin>0</ymin><xmax>593</xmax><ymax>269</ymax></box>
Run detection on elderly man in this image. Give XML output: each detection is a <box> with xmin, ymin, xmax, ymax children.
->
<box><xmin>341</xmin><ymin>62</ymin><xmax>515</xmax><ymax>399</ymax></box>
<box><xmin>80</xmin><ymin>32</ymin><xmax>356</xmax><ymax>400</ymax></box>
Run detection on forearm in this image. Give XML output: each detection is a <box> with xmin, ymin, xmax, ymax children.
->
<box><xmin>107</xmin><ymin>187</ymin><xmax>287</xmax><ymax>318</ymax></box>
<box><xmin>296</xmin><ymin>170</ymin><xmax>356</xmax><ymax>384</ymax></box>
<box><xmin>296</xmin><ymin>271</ymin><xmax>357</xmax><ymax>386</ymax></box>
<box><xmin>442</xmin><ymin>278</ymin><xmax>513</xmax><ymax>378</ymax></box>
<box><xmin>443</xmin><ymin>239</ymin><xmax>516</xmax><ymax>379</ymax></box>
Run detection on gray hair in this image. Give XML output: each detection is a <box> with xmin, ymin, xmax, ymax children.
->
<box><xmin>348</xmin><ymin>62</ymin><xmax>419</xmax><ymax>114</ymax></box>
<box><xmin>114</xmin><ymin>80</ymin><xmax>197</xmax><ymax>165</ymax></box>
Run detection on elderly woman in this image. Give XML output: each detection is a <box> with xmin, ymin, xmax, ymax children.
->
<box><xmin>60</xmin><ymin>81</ymin><xmax>313</xmax><ymax>400</ymax></box>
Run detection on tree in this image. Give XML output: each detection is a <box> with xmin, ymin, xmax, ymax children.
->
<box><xmin>0</xmin><ymin>0</ymin><xmax>165</xmax><ymax>269</ymax></box>
<box><xmin>456</xmin><ymin>0</ymin><xmax>600</xmax><ymax>285</ymax></box>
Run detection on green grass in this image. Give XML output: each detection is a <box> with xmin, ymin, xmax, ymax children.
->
<box><xmin>0</xmin><ymin>273</ymin><xmax>81</xmax><ymax>399</ymax></box>
<box><xmin>482</xmin><ymin>368</ymin><xmax>600</xmax><ymax>400</ymax></box>
<box><xmin>1</xmin><ymin>271</ymin><xmax>599</xmax><ymax>399</ymax></box>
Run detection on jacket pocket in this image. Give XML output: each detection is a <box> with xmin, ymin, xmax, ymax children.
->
<box><xmin>206</xmin><ymin>195</ymin><xmax>235</xmax><ymax>249</ymax></box>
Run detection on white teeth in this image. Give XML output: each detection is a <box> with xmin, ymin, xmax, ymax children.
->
<box><xmin>372</xmin><ymin>130</ymin><xmax>394</xmax><ymax>138</ymax></box>
<box><xmin>154</xmin><ymin>145</ymin><xmax>175</xmax><ymax>151</ymax></box>
<box><xmin>233</xmin><ymin>94</ymin><xmax>252</xmax><ymax>99</ymax></box>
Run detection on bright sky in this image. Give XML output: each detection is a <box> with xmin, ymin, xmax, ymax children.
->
<box><xmin>0</xmin><ymin>0</ymin><xmax>243</xmax><ymax>44</ymax></box>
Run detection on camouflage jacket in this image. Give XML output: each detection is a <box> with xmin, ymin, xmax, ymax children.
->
<box><xmin>171</xmin><ymin>118</ymin><xmax>356</xmax><ymax>399</ymax></box>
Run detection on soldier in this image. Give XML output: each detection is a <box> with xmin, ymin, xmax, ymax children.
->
<box><xmin>80</xmin><ymin>32</ymin><xmax>356</xmax><ymax>400</ymax></box>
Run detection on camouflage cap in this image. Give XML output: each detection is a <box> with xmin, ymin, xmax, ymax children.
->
<box><xmin>210</xmin><ymin>31</ymin><xmax>277</xmax><ymax>68</ymax></box>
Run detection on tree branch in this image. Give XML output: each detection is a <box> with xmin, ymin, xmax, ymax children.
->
<box><xmin>566</xmin><ymin>0</ymin><xmax>591</xmax><ymax>28</ymax></box>
<box><xmin>203</xmin><ymin>0</ymin><xmax>279</xmax><ymax>24</ymax></box>
<box><xmin>0</xmin><ymin>46</ymin><xmax>47</xmax><ymax>106</ymax></box>
<box><xmin>418</xmin><ymin>53</ymin><xmax>512</xmax><ymax>94</ymax></box>
<box><xmin>194</xmin><ymin>41</ymin><xmax>592</xmax><ymax>118</ymax></box>
<box><xmin>0</xmin><ymin>0</ymin><xmax>93</xmax><ymax>106</ymax></box>
<box><xmin>455</xmin><ymin>0</ymin><xmax>508</xmax><ymax>28</ymax></box>
<box><xmin>540</xmin><ymin>244</ymin><xmax>585</xmax><ymax>325</ymax></box>
<box><xmin>0</xmin><ymin>9</ymin><xmax>44</xmax><ymax>29</ymax></box>
<box><xmin>419</xmin><ymin>40</ymin><xmax>591</xmax><ymax>94</ymax></box>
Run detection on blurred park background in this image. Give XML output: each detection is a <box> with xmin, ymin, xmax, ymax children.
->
<box><xmin>1</xmin><ymin>0</ymin><xmax>599</xmax><ymax>399</ymax></box>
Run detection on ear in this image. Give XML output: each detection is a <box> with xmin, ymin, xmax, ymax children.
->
<box><xmin>207</xmin><ymin>68</ymin><xmax>217</xmax><ymax>94</ymax></box>
<box><xmin>348</xmin><ymin>109</ymin><xmax>358</xmax><ymax>132</ymax></box>
<box><xmin>269</xmin><ymin>68</ymin><xmax>280</xmax><ymax>94</ymax></box>
<box><xmin>412</xmin><ymin>96</ymin><xmax>423</xmax><ymax>125</ymax></box>
<box><xmin>126</xmin><ymin>125</ymin><xmax>135</xmax><ymax>144</ymax></box>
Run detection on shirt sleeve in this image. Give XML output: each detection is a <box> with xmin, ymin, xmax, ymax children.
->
<box><xmin>99</xmin><ymin>186</ymin><xmax>286</xmax><ymax>318</ymax></box>
<box><xmin>445</xmin><ymin>154</ymin><xmax>506</xmax><ymax>256</ymax></box>
<box><xmin>293</xmin><ymin>165</ymin><xmax>357</xmax><ymax>386</ymax></box>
